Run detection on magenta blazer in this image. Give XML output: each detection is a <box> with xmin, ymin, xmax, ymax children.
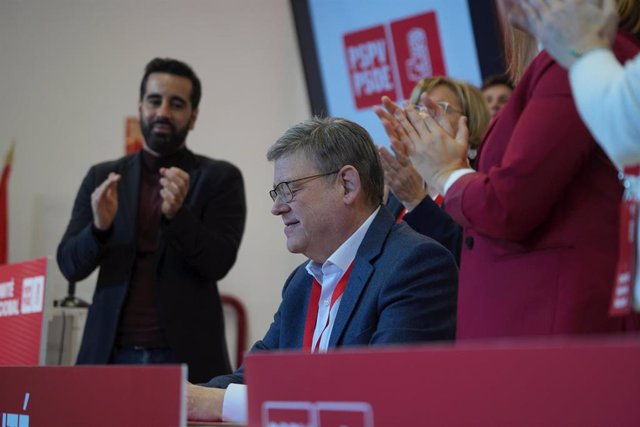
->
<box><xmin>446</xmin><ymin>31</ymin><xmax>640</xmax><ymax>339</ymax></box>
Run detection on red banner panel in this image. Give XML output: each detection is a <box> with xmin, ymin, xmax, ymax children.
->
<box><xmin>344</xmin><ymin>25</ymin><xmax>397</xmax><ymax>109</ymax></box>
<box><xmin>0</xmin><ymin>258</ymin><xmax>48</xmax><ymax>365</ymax></box>
<box><xmin>390</xmin><ymin>11</ymin><xmax>446</xmax><ymax>101</ymax></box>
<box><xmin>343</xmin><ymin>10</ymin><xmax>446</xmax><ymax>109</ymax></box>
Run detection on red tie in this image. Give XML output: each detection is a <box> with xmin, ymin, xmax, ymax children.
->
<box><xmin>302</xmin><ymin>263</ymin><xmax>354</xmax><ymax>352</ymax></box>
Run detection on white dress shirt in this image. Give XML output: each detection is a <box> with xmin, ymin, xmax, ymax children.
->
<box><xmin>569</xmin><ymin>50</ymin><xmax>640</xmax><ymax>169</ymax></box>
<box><xmin>221</xmin><ymin>208</ymin><xmax>380</xmax><ymax>424</ymax></box>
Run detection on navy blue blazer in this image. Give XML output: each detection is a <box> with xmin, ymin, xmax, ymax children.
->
<box><xmin>402</xmin><ymin>198</ymin><xmax>462</xmax><ymax>266</ymax></box>
<box><xmin>57</xmin><ymin>149</ymin><xmax>246</xmax><ymax>383</ymax></box>
<box><xmin>386</xmin><ymin>193</ymin><xmax>462</xmax><ymax>266</ymax></box>
<box><xmin>205</xmin><ymin>207</ymin><xmax>457</xmax><ymax>387</ymax></box>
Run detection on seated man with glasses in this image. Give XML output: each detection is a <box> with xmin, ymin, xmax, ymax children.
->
<box><xmin>187</xmin><ymin>116</ymin><xmax>458</xmax><ymax>424</ymax></box>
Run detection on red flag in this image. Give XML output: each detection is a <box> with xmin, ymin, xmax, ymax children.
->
<box><xmin>0</xmin><ymin>140</ymin><xmax>15</xmax><ymax>265</ymax></box>
<box><xmin>125</xmin><ymin>117</ymin><xmax>143</xmax><ymax>154</ymax></box>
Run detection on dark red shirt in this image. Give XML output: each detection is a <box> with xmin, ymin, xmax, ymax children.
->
<box><xmin>117</xmin><ymin>148</ymin><xmax>187</xmax><ymax>348</ymax></box>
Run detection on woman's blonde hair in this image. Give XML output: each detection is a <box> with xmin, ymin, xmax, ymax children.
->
<box><xmin>409</xmin><ymin>76</ymin><xmax>490</xmax><ymax>150</ymax></box>
<box><xmin>617</xmin><ymin>0</ymin><xmax>640</xmax><ymax>36</ymax></box>
<box><xmin>503</xmin><ymin>0</ymin><xmax>640</xmax><ymax>82</ymax></box>
<box><xmin>503</xmin><ymin>28</ymin><xmax>538</xmax><ymax>84</ymax></box>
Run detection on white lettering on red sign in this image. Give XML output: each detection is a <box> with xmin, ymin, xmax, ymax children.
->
<box><xmin>352</xmin><ymin>66</ymin><xmax>393</xmax><ymax>97</ymax></box>
<box><xmin>347</xmin><ymin>40</ymin><xmax>393</xmax><ymax>97</ymax></box>
<box><xmin>21</xmin><ymin>275</ymin><xmax>45</xmax><ymax>314</ymax></box>
<box><xmin>0</xmin><ymin>299</ymin><xmax>20</xmax><ymax>317</ymax></box>
<box><xmin>0</xmin><ymin>279</ymin><xmax>15</xmax><ymax>299</ymax></box>
<box><xmin>347</xmin><ymin>40</ymin><xmax>387</xmax><ymax>69</ymax></box>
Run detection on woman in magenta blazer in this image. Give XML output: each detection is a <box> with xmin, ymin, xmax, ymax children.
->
<box><xmin>376</xmin><ymin>0</ymin><xmax>640</xmax><ymax>339</ymax></box>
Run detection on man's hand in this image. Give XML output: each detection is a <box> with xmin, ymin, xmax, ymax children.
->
<box><xmin>502</xmin><ymin>0</ymin><xmax>618</xmax><ymax>68</ymax></box>
<box><xmin>91</xmin><ymin>172</ymin><xmax>121</xmax><ymax>231</ymax></box>
<box><xmin>187</xmin><ymin>383</ymin><xmax>225</xmax><ymax>421</ymax></box>
<box><xmin>160</xmin><ymin>167</ymin><xmax>190</xmax><ymax>219</ymax></box>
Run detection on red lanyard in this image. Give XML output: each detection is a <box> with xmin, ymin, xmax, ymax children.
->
<box><xmin>396</xmin><ymin>208</ymin><xmax>407</xmax><ymax>223</ymax></box>
<box><xmin>302</xmin><ymin>263</ymin><xmax>354</xmax><ymax>352</ymax></box>
<box><xmin>610</xmin><ymin>165</ymin><xmax>640</xmax><ymax>315</ymax></box>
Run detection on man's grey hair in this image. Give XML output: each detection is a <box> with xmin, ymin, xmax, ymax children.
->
<box><xmin>267</xmin><ymin>117</ymin><xmax>384</xmax><ymax>207</ymax></box>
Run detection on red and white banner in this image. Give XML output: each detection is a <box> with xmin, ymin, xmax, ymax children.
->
<box><xmin>344</xmin><ymin>11</ymin><xmax>445</xmax><ymax>109</ymax></box>
<box><xmin>0</xmin><ymin>257</ymin><xmax>48</xmax><ymax>365</ymax></box>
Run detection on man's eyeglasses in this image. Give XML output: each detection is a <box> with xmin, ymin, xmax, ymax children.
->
<box><xmin>416</xmin><ymin>101</ymin><xmax>463</xmax><ymax>115</ymax></box>
<box><xmin>269</xmin><ymin>170</ymin><xmax>339</xmax><ymax>203</ymax></box>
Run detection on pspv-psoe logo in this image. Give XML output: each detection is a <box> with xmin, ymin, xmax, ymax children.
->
<box><xmin>262</xmin><ymin>401</ymin><xmax>373</xmax><ymax>427</ymax></box>
<box><xmin>343</xmin><ymin>11</ymin><xmax>445</xmax><ymax>109</ymax></box>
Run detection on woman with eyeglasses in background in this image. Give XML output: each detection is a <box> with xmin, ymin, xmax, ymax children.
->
<box><xmin>379</xmin><ymin>76</ymin><xmax>489</xmax><ymax>265</ymax></box>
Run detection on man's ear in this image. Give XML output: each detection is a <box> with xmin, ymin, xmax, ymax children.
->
<box><xmin>339</xmin><ymin>165</ymin><xmax>361</xmax><ymax>205</ymax></box>
<box><xmin>189</xmin><ymin>108</ymin><xmax>199</xmax><ymax>130</ymax></box>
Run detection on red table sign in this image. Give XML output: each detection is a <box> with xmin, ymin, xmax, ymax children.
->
<box><xmin>246</xmin><ymin>337</ymin><xmax>640</xmax><ymax>427</ymax></box>
<box><xmin>0</xmin><ymin>365</ymin><xmax>186</xmax><ymax>426</ymax></box>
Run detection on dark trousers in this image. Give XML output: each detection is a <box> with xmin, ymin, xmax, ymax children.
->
<box><xmin>110</xmin><ymin>346</ymin><xmax>177</xmax><ymax>365</ymax></box>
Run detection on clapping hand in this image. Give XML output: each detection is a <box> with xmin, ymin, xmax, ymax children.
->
<box><xmin>501</xmin><ymin>0</ymin><xmax>618</xmax><ymax>68</ymax></box>
<box><xmin>374</xmin><ymin>95</ymin><xmax>469</xmax><ymax>195</ymax></box>
<box><xmin>160</xmin><ymin>167</ymin><xmax>190</xmax><ymax>219</ymax></box>
<box><xmin>91</xmin><ymin>172</ymin><xmax>121</xmax><ymax>231</ymax></box>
